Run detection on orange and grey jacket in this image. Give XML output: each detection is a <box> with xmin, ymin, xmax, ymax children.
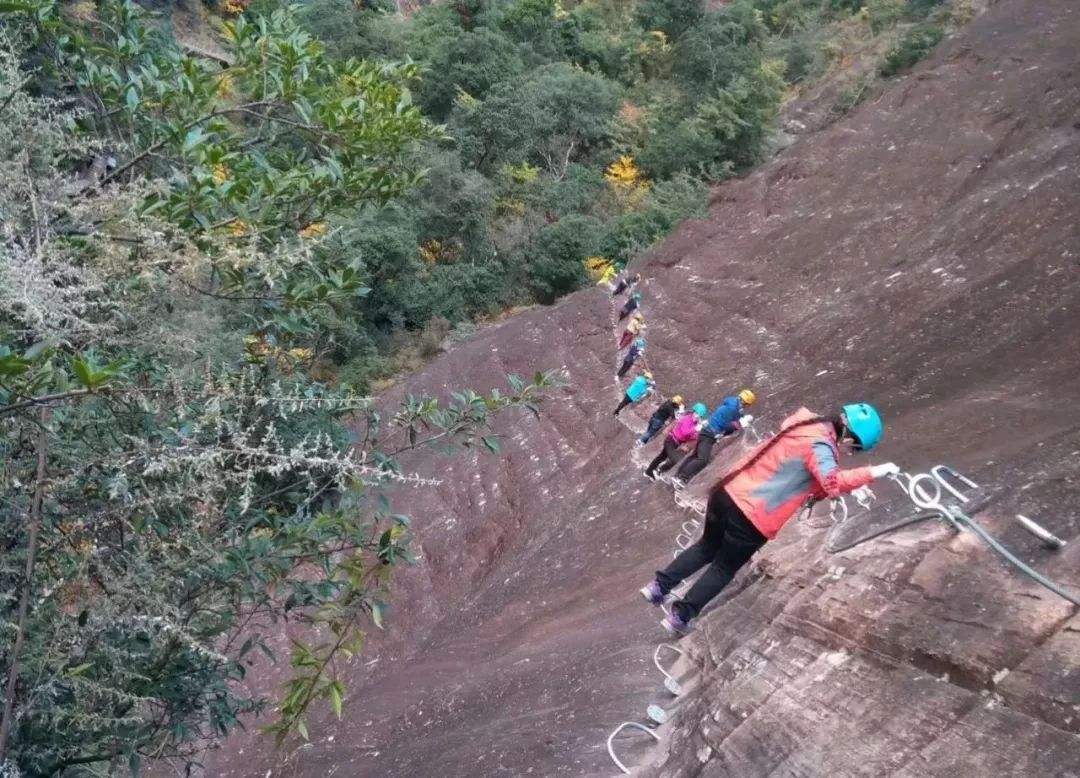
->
<box><xmin>724</xmin><ymin>407</ymin><xmax>874</xmax><ymax>539</ymax></box>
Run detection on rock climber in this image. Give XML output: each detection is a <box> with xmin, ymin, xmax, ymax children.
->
<box><xmin>638</xmin><ymin>394</ymin><xmax>684</xmax><ymax>445</ymax></box>
<box><xmin>640</xmin><ymin>403</ymin><xmax>899</xmax><ymax>636</ymax></box>
<box><xmin>618</xmin><ymin>292</ymin><xmax>642</xmax><ymax>322</ymax></box>
<box><xmin>613</xmin><ymin>371</ymin><xmax>655</xmax><ymax>416</ymax></box>
<box><xmin>643</xmin><ymin>402</ymin><xmax>708</xmax><ymax>479</ymax></box>
<box><xmin>617</xmin><ymin>337</ymin><xmax>646</xmax><ymax>379</ymax></box>
<box><xmin>619</xmin><ymin>313</ymin><xmax>646</xmax><ymax>350</ymax></box>
<box><xmin>611</xmin><ymin>272</ymin><xmax>641</xmax><ymax>297</ymax></box>
<box><xmin>671</xmin><ymin>389</ymin><xmax>756</xmax><ymax>489</ymax></box>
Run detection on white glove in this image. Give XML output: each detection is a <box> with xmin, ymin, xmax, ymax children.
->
<box><xmin>869</xmin><ymin>463</ymin><xmax>900</xmax><ymax>479</ymax></box>
<box><xmin>739</xmin><ymin>414</ymin><xmax>754</xmax><ymax>426</ymax></box>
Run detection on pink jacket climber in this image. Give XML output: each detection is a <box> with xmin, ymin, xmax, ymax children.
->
<box><xmin>669</xmin><ymin>413</ymin><xmax>700</xmax><ymax>446</ymax></box>
<box><xmin>724</xmin><ymin>407</ymin><xmax>875</xmax><ymax>539</ymax></box>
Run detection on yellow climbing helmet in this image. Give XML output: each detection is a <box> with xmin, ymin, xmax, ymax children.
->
<box><xmin>671</xmin><ymin>395</ymin><xmax>684</xmax><ymax>405</ymax></box>
<box><xmin>643</xmin><ymin>370</ymin><xmax>654</xmax><ymax>380</ymax></box>
<box><xmin>738</xmin><ymin>389</ymin><xmax>757</xmax><ymax>406</ymax></box>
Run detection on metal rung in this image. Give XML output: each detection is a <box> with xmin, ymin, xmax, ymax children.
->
<box><xmin>931</xmin><ymin>464</ymin><xmax>978</xmax><ymax>504</ymax></box>
<box><xmin>654</xmin><ymin>644</ymin><xmax>685</xmax><ymax>695</ymax></box>
<box><xmin>1016</xmin><ymin>514</ymin><xmax>1067</xmax><ymax>550</ymax></box>
<box><xmin>607</xmin><ymin>722</ymin><xmax>661</xmax><ymax>775</ymax></box>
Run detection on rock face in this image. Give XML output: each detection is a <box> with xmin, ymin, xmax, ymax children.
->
<box><xmin>202</xmin><ymin>0</ymin><xmax>1080</xmax><ymax>775</ymax></box>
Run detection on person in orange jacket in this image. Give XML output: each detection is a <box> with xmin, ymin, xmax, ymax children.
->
<box><xmin>639</xmin><ymin>403</ymin><xmax>899</xmax><ymax>635</ymax></box>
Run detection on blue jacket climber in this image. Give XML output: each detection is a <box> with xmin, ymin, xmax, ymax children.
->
<box><xmin>672</xmin><ymin>389</ymin><xmax>757</xmax><ymax>487</ymax></box>
<box><xmin>704</xmin><ymin>396</ymin><xmax>744</xmax><ymax>436</ymax></box>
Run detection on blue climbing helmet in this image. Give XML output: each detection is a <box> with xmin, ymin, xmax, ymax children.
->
<box><xmin>692</xmin><ymin>402</ymin><xmax>708</xmax><ymax>418</ymax></box>
<box><xmin>632</xmin><ymin>292</ymin><xmax>642</xmax><ymax>301</ymax></box>
<box><xmin>842</xmin><ymin>402</ymin><xmax>883</xmax><ymax>451</ymax></box>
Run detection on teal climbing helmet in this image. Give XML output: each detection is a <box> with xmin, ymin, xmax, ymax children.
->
<box><xmin>692</xmin><ymin>402</ymin><xmax>708</xmax><ymax>418</ymax></box>
<box><xmin>842</xmin><ymin>403</ymin><xmax>883</xmax><ymax>451</ymax></box>
<box><xmin>633</xmin><ymin>337</ymin><xmax>645</xmax><ymax>348</ymax></box>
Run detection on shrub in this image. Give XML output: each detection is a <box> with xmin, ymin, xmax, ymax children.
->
<box><xmin>418</xmin><ymin>28</ymin><xmax>525</xmax><ymax>119</ymax></box>
<box><xmin>880</xmin><ymin>23</ymin><xmax>944</xmax><ymax>76</ymax></box>
<box><xmin>778</xmin><ymin>34</ymin><xmax>824</xmax><ymax>84</ymax></box>
<box><xmin>865</xmin><ymin>0</ymin><xmax>906</xmax><ymax>34</ymax></box>
<box><xmin>636</xmin><ymin>0</ymin><xmax>706</xmax><ymax>40</ymax></box>
<box><xmin>418</xmin><ymin>315</ymin><xmax>453</xmax><ymax>357</ymax></box>
<box><xmin>831</xmin><ymin>73</ymin><xmax>874</xmax><ymax>115</ymax></box>
<box><xmin>528</xmin><ymin>215</ymin><xmax>601</xmax><ymax>303</ymax></box>
<box><xmin>906</xmin><ymin>0</ymin><xmax>949</xmax><ymax>20</ymax></box>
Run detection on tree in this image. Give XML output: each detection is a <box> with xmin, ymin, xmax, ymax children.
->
<box><xmin>527</xmin><ymin>215</ymin><xmax>602</xmax><ymax>303</ymax></box>
<box><xmin>0</xmin><ymin>10</ymin><xmax>561</xmax><ymax>774</ymax></box>
<box><xmin>636</xmin><ymin>0</ymin><xmax>705</xmax><ymax>40</ymax></box>
<box><xmin>453</xmin><ymin>62</ymin><xmax>619</xmax><ymax>174</ymax></box>
<box><xmin>416</xmin><ymin>28</ymin><xmax>525</xmax><ymax>120</ymax></box>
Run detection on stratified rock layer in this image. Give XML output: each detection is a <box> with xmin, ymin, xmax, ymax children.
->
<box><xmin>204</xmin><ymin>0</ymin><xmax>1080</xmax><ymax>774</ymax></box>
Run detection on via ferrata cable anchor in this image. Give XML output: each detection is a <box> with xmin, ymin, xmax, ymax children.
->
<box><xmin>892</xmin><ymin>466</ymin><xmax>1079</xmax><ymax>607</ymax></box>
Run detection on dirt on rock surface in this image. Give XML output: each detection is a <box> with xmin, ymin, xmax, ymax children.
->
<box><xmin>203</xmin><ymin>1</ymin><xmax>1080</xmax><ymax>775</ymax></box>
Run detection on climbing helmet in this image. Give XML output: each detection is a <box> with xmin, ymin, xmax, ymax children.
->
<box><xmin>842</xmin><ymin>403</ymin><xmax>883</xmax><ymax>451</ymax></box>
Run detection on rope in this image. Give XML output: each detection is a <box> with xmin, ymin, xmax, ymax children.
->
<box><xmin>888</xmin><ymin>470</ymin><xmax>1080</xmax><ymax>606</ymax></box>
<box><xmin>826</xmin><ymin>511</ymin><xmax>940</xmax><ymax>553</ymax></box>
<box><xmin>951</xmin><ymin>509</ymin><xmax>1080</xmax><ymax>606</ymax></box>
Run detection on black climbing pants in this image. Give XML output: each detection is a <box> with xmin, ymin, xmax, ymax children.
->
<box><xmin>617</xmin><ymin>356</ymin><xmax>636</xmax><ymax>378</ymax></box>
<box><xmin>645</xmin><ymin>436</ymin><xmax>684</xmax><ymax>476</ymax></box>
<box><xmin>639</xmin><ymin>415</ymin><xmax>666</xmax><ymax>443</ymax></box>
<box><xmin>675</xmin><ymin>429</ymin><xmax>718</xmax><ymax>482</ymax></box>
<box><xmin>613</xmin><ymin>393</ymin><xmax>633</xmax><ymax>415</ymax></box>
<box><xmin>656</xmin><ymin>488</ymin><xmax>766</xmax><ymax>621</ymax></box>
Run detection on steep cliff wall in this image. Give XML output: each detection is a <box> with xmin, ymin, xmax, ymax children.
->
<box><xmin>205</xmin><ymin>0</ymin><xmax>1080</xmax><ymax>774</ymax></box>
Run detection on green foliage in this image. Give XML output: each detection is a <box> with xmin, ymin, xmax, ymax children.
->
<box><xmin>528</xmin><ymin>215</ymin><xmax>602</xmax><ymax>303</ymax></box>
<box><xmin>597</xmin><ymin>174</ymin><xmax>708</xmax><ymax>264</ymax></box>
<box><xmin>906</xmin><ymin>0</ymin><xmax>949</xmax><ymax>20</ymax></box>
<box><xmin>880</xmin><ymin>23</ymin><xmax>944</xmax><ymax>76</ymax></box>
<box><xmin>865</xmin><ymin>0</ymin><xmax>906</xmax><ymax>34</ymax></box>
<box><xmin>417</xmin><ymin>28</ymin><xmax>525</xmax><ymax>119</ymax></box>
<box><xmin>775</xmin><ymin>32</ymin><xmax>825</xmax><ymax>84</ymax></box>
<box><xmin>831</xmin><ymin>73</ymin><xmax>875</xmax><ymax>115</ymax></box>
<box><xmin>298</xmin><ymin>0</ymin><xmax>403</xmax><ymax>60</ymax></box>
<box><xmin>636</xmin><ymin>0</ymin><xmax>705</xmax><ymax>39</ymax></box>
<box><xmin>453</xmin><ymin>62</ymin><xmax>619</xmax><ymax>173</ymax></box>
<box><xmin>0</xmin><ymin>8</ymin><xmax>563</xmax><ymax>773</ymax></box>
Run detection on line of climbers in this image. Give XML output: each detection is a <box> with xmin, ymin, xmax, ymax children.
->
<box><xmin>606</xmin><ymin>271</ymin><xmax>901</xmax><ymax>638</ymax></box>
